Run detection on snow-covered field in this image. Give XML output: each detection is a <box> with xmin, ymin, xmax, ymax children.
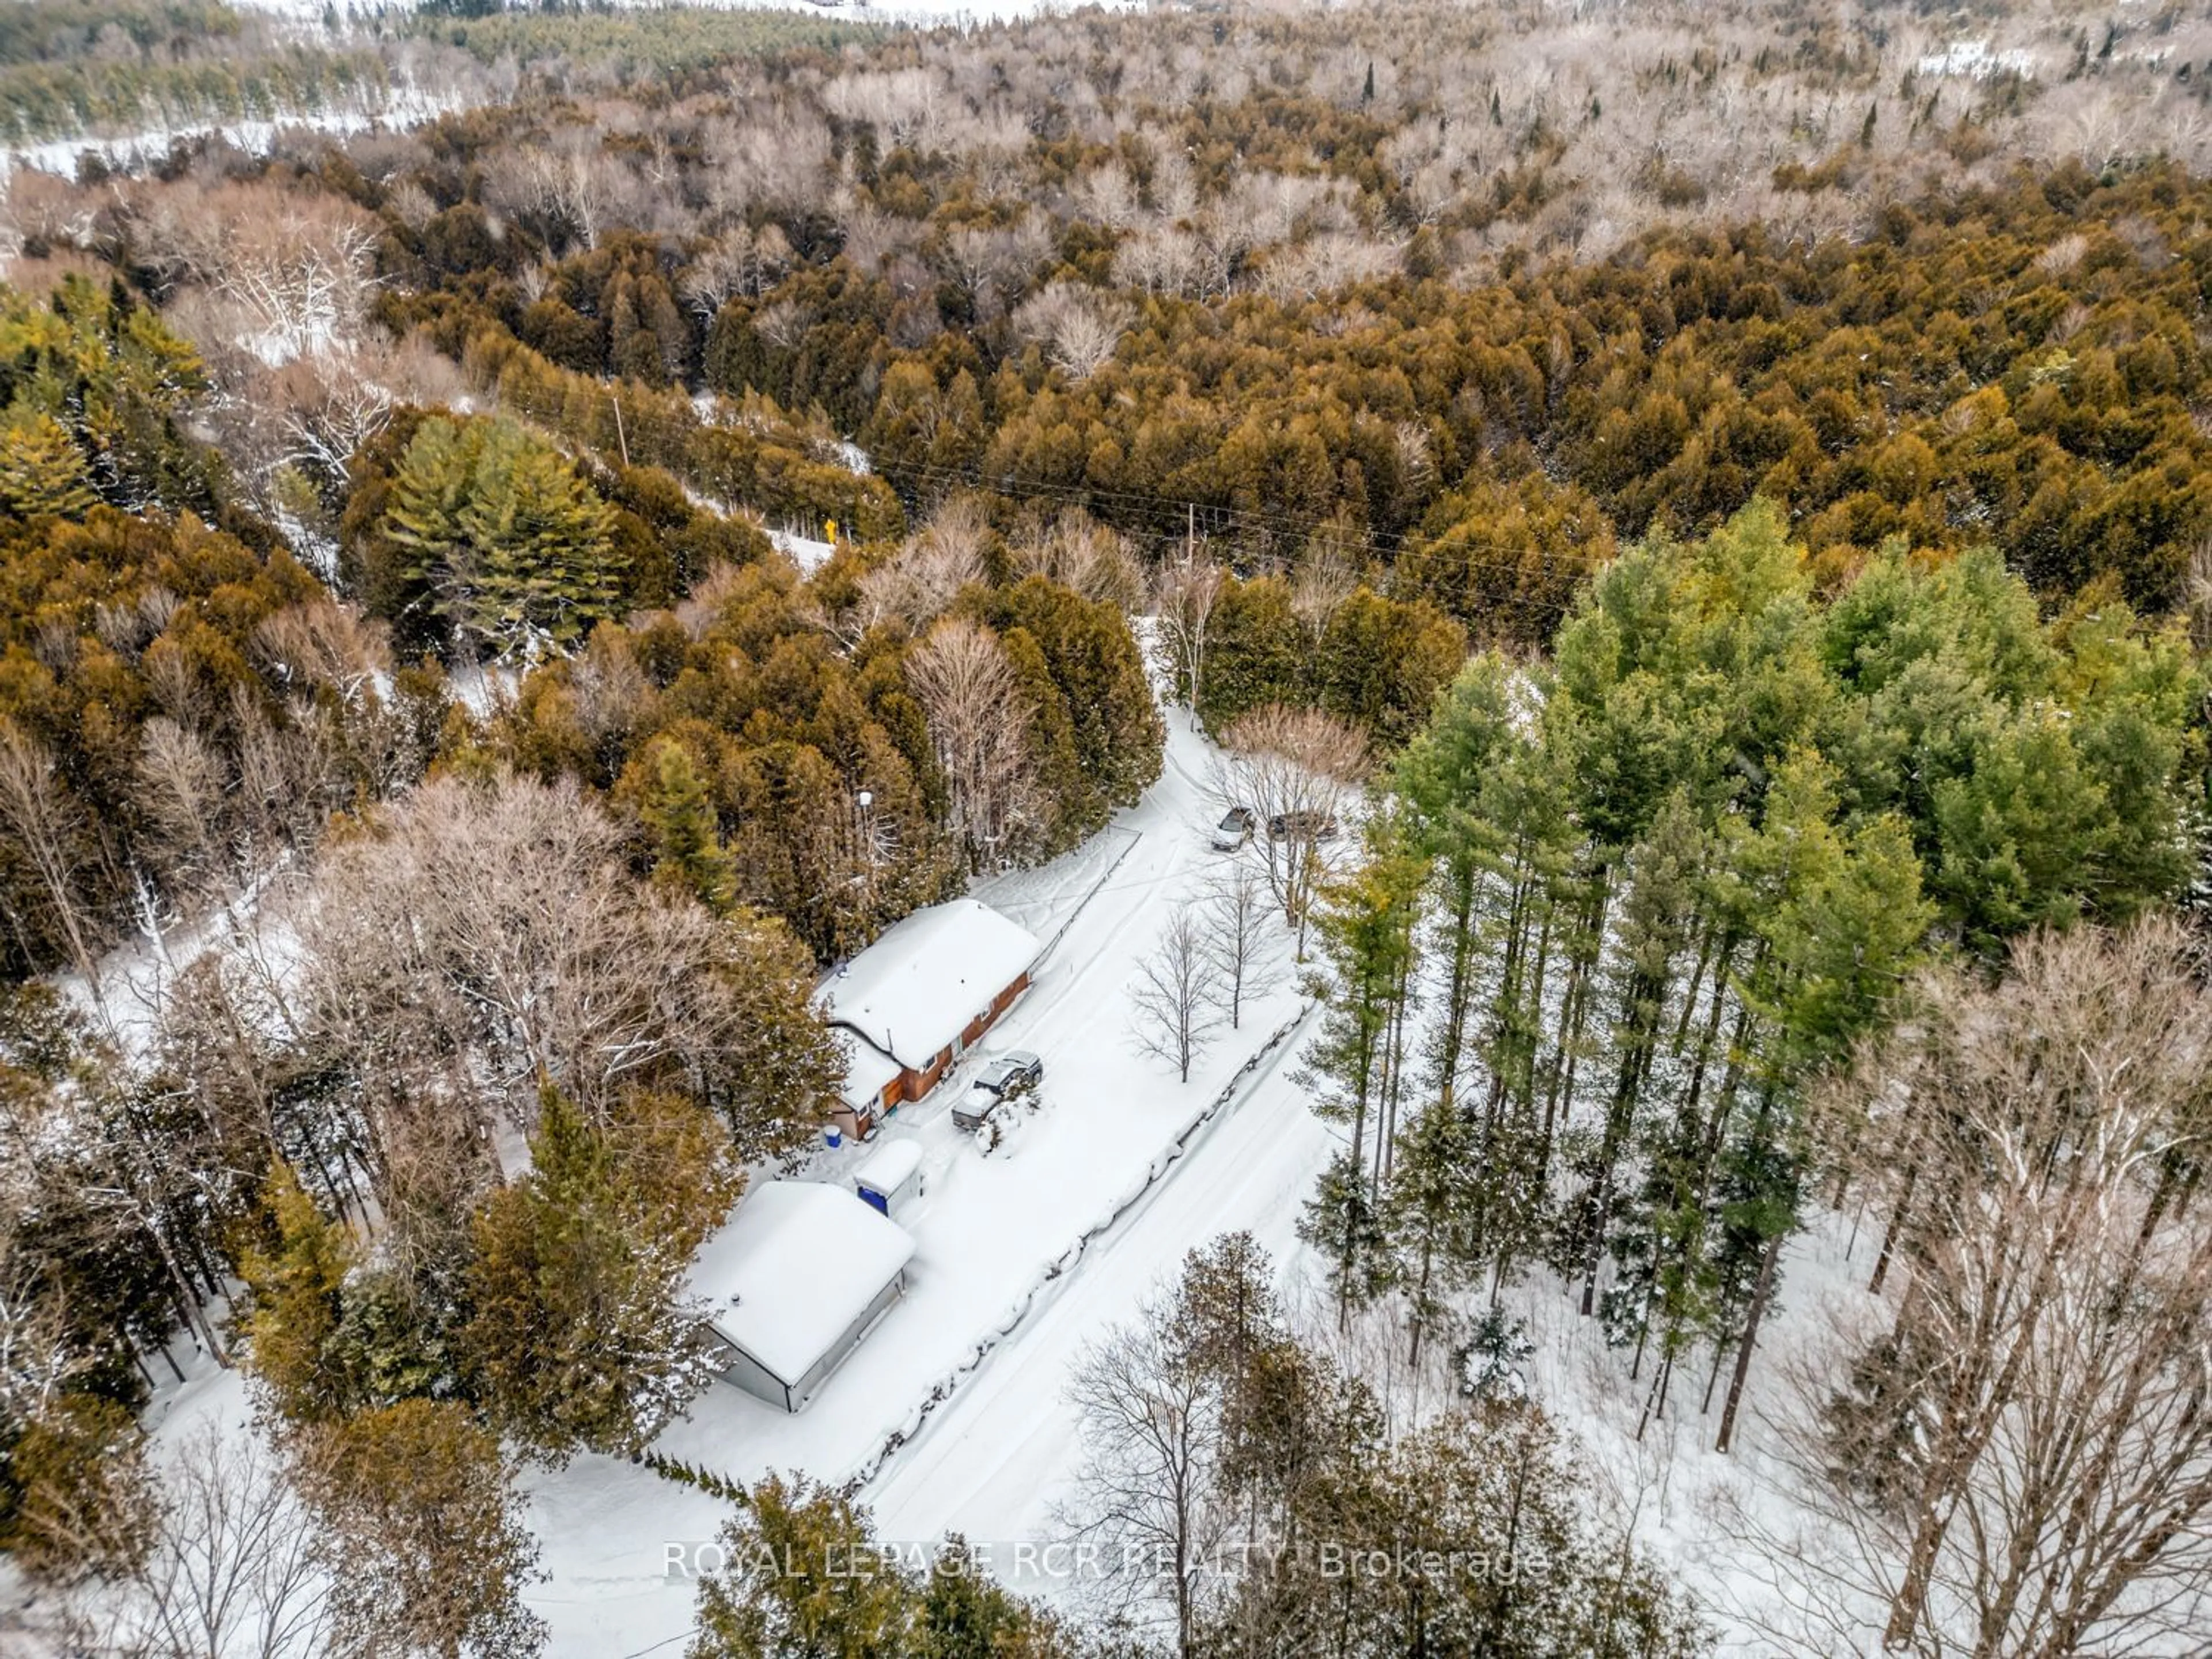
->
<box><xmin>1</xmin><ymin>82</ymin><xmax>468</xmax><ymax>179</ymax></box>
<box><xmin>220</xmin><ymin>0</ymin><xmax>1135</xmax><ymax>28</ymax></box>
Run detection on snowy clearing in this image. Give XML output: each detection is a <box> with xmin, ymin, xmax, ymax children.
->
<box><xmin>1</xmin><ymin>83</ymin><xmax>470</xmax><ymax>179</ymax></box>
<box><xmin>30</xmin><ymin>693</ymin><xmax>1889</xmax><ymax>1657</ymax></box>
<box><xmin>220</xmin><ymin>0</ymin><xmax>1138</xmax><ymax>27</ymax></box>
<box><xmin>525</xmin><ymin>710</ymin><xmax>1317</xmax><ymax>1653</ymax></box>
<box><xmin>768</xmin><ymin>528</ymin><xmax>839</xmax><ymax>578</ymax></box>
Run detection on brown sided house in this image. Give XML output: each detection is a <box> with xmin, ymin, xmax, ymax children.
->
<box><xmin>818</xmin><ymin>898</ymin><xmax>1043</xmax><ymax>1138</ymax></box>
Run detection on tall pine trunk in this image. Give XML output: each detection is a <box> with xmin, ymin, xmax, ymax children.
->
<box><xmin>1714</xmin><ymin>1227</ymin><xmax>1781</xmax><ymax>1453</ymax></box>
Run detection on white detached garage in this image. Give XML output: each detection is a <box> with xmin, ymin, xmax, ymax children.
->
<box><xmin>688</xmin><ymin>1181</ymin><xmax>916</xmax><ymax>1413</ymax></box>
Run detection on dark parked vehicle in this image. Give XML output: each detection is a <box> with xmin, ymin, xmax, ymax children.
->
<box><xmin>1267</xmin><ymin>810</ymin><xmax>1340</xmax><ymax>842</ymax></box>
<box><xmin>952</xmin><ymin>1050</ymin><xmax>1044</xmax><ymax>1131</ymax></box>
<box><xmin>1211</xmin><ymin>806</ymin><xmax>1256</xmax><ymax>850</ymax></box>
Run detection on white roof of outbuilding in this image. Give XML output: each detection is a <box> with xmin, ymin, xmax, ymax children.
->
<box><xmin>687</xmin><ymin>1181</ymin><xmax>916</xmax><ymax>1387</ymax></box>
<box><xmin>818</xmin><ymin>899</ymin><xmax>1042</xmax><ymax>1070</ymax></box>
<box><xmin>854</xmin><ymin>1137</ymin><xmax>923</xmax><ymax>1194</ymax></box>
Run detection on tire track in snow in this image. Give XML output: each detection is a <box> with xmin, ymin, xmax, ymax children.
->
<box><xmin>999</xmin><ymin>824</ymin><xmax>1191</xmax><ymax>1046</ymax></box>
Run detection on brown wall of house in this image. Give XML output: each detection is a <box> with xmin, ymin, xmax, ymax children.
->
<box><xmin>902</xmin><ymin>1045</ymin><xmax>953</xmax><ymax>1101</ymax></box>
<box><xmin>960</xmin><ymin>972</ymin><xmax>1031</xmax><ymax>1049</ymax></box>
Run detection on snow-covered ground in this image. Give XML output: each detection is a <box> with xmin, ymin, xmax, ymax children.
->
<box><xmin>1</xmin><ymin>83</ymin><xmax>468</xmax><ymax>179</ymax></box>
<box><xmin>45</xmin><ymin>707</ymin><xmax>1323</xmax><ymax>1655</ymax></box>
<box><xmin>768</xmin><ymin>527</ymin><xmax>838</xmax><ymax>577</ymax></box>
<box><xmin>526</xmin><ymin>710</ymin><xmax>1319</xmax><ymax>1653</ymax></box>
<box><xmin>1915</xmin><ymin>41</ymin><xmax>2039</xmax><ymax>79</ymax></box>
<box><xmin>222</xmin><ymin>0</ymin><xmax>1135</xmax><ymax>28</ymax></box>
<box><xmin>33</xmin><ymin>688</ymin><xmax>1895</xmax><ymax>1655</ymax></box>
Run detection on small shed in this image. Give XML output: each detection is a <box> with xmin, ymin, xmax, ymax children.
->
<box><xmin>688</xmin><ymin>1181</ymin><xmax>916</xmax><ymax>1413</ymax></box>
<box><xmin>853</xmin><ymin>1138</ymin><xmax>925</xmax><ymax>1218</ymax></box>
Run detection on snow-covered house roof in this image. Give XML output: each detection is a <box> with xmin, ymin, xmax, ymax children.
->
<box><xmin>687</xmin><ymin>1181</ymin><xmax>916</xmax><ymax>1388</ymax></box>
<box><xmin>818</xmin><ymin>899</ymin><xmax>1042</xmax><ymax>1071</ymax></box>
<box><xmin>835</xmin><ymin>1030</ymin><xmax>905</xmax><ymax>1113</ymax></box>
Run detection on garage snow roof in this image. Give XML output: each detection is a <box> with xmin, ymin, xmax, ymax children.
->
<box><xmin>819</xmin><ymin>899</ymin><xmax>1041</xmax><ymax>1070</ymax></box>
<box><xmin>688</xmin><ymin>1181</ymin><xmax>916</xmax><ymax>1387</ymax></box>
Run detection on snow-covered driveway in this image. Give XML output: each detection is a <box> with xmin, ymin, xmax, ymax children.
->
<box><xmin>861</xmin><ymin>1006</ymin><xmax>1332</xmax><ymax>1556</ymax></box>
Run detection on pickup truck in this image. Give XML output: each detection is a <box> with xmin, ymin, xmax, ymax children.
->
<box><xmin>1267</xmin><ymin>809</ymin><xmax>1340</xmax><ymax>842</ymax></box>
<box><xmin>951</xmin><ymin>1050</ymin><xmax>1044</xmax><ymax>1131</ymax></box>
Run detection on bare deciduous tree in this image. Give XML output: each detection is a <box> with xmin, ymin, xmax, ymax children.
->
<box><xmin>1131</xmin><ymin>908</ymin><xmax>1225</xmax><ymax>1083</ymax></box>
<box><xmin>1112</xmin><ymin>224</ymin><xmax>1205</xmax><ymax>300</ymax></box>
<box><xmin>1203</xmin><ymin>857</ymin><xmax>1280</xmax><ymax>1032</ymax></box>
<box><xmin>242</xmin><ymin>771</ymin><xmax>832</xmax><ymax>1274</ymax></box>
<box><xmin>854</xmin><ymin>495</ymin><xmax>990</xmax><ymax>632</ymax></box>
<box><xmin>678</xmin><ymin>223</ymin><xmax>794</xmax><ymax>320</ymax></box>
<box><xmin>135</xmin><ymin>717</ymin><xmax>227</xmax><ymax>905</ymax></box>
<box><xmin>699</xmin><ymin>107</ymin><xmax>834</xmax><ymax>221</ymax></box>
<box><xmin>1806</xmin><ymin>918</ymin><xmax>2212</xmax><ymax>1659</ymax></box>
<box><xmin>480</xmin><ymin>126</ymin><xmax>625</xmax><ymax>252</ymax></box>
<box><xmin>0</xmin><ymin>1233</ymin><xmax>93</xmax><ymax>1431</ymax></box>
<box><xmin>1154</xmin><ymin>554</ymin><xmax>1223</xmax><ymax>728</ymax></box>
<box><xmin>0</xmin><ymin>721</ymin><xmax>99</xmax><ymax>986</ymax></box>
<box><xmin>67</xmin><ymin>1422</ymin><xmax>332</xmax><ymax>1659</ymax></box>
<box><xmin>1063</xmin><ymin>1284</ymin><xmax>1230</xmax><ymax>1653</ymax></box>
<box><xmin>269</xmin><ymin>351</ymin><xmax>393</xmax><ymax>482</ymax></box>
<box><xmin>132</xmin><ymin>179</ymin><xmax>381</xmax><ymax>361</ymax></box>
<box><xmin>1007</xmin><ymin>509</ymin><xmax>1143</xmax><ymax>610</ymax></box>
<box><xmin>1013</xmin><ymin>281</ymin><xmax>1135</xmax><ymax>380</ymax></box>
<box><xmin>1213</xmin><ymin>705</ymin><xmax>1368</xmax><ymax>942</ymax></box>
<box><xmin>903</xmin><ymin>616</ymin><xmax>1039</xmax><ymax>871</ymax></box>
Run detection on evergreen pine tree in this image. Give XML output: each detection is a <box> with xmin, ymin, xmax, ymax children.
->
<box><xmin>1382</xmin><ymin>1097</ymin><xmax>1480</xmax><ymax>1365</ymax></box>
<box><xmin>690</xmin><ymin>1474</ymin><xmax>915</xmax><ymax>1658</ymax></box>
<box><xmin>462</xmin><ymin>1086</ymin><xmax>740</xmax><ymax>1461</ymax></box>
<box><xmin>300</xmin><ymin>1399</ymin><xmax>547</xmax><ymax>1659</ymax></box>
<box><xmin>382</xmin><ymin>415</ymin><xmax>480</xmax><ymax>641</ymax></box>
<box><xmin>0</xmin><ymin>410</ymin><xmax>98</xmax><ymax>520</ymax></box>
<box><xmin>1298</xmin><ymin>1149</ymin><xmax>1392</xmax><ymax>1317</ymax></box>
<box><xmin>382</xmin><ymin>415</ymin><xmax>623</xmax><ymax>662</ymax></box>
<box><xmin>639</xmin><ymin>736</ymin><xmax>736</xmax><ymax>913</ymax></box>
<box><xmin>1571</xmin><ymin>789</ymin><xmax>1705</xmax><ymax>1318</ymax></box>
<box><xmin>1300</xmin><ymin>828</ymin><xmax>1426</xmax><ymax>1318</ymax></box>
<box><xmin>1</xmin><ymin>1395</ymin><xmax>155</xmax><ymax>1582</ymax></box>
<box><xmin>237</xmin><ymin>1162</ymin><xmax>357</xmax><ymax>1426</ymax></box>
<box><xmin>916</xmin><ymin>1535</ymin><xmax>1065</xmax><ymax>1659</ymax></box>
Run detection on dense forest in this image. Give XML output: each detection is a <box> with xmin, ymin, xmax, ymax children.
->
<box><xmin>2</xmin><ymin>0</ymin><xmax>2212</xmax><ymax>1652</ymax></box>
